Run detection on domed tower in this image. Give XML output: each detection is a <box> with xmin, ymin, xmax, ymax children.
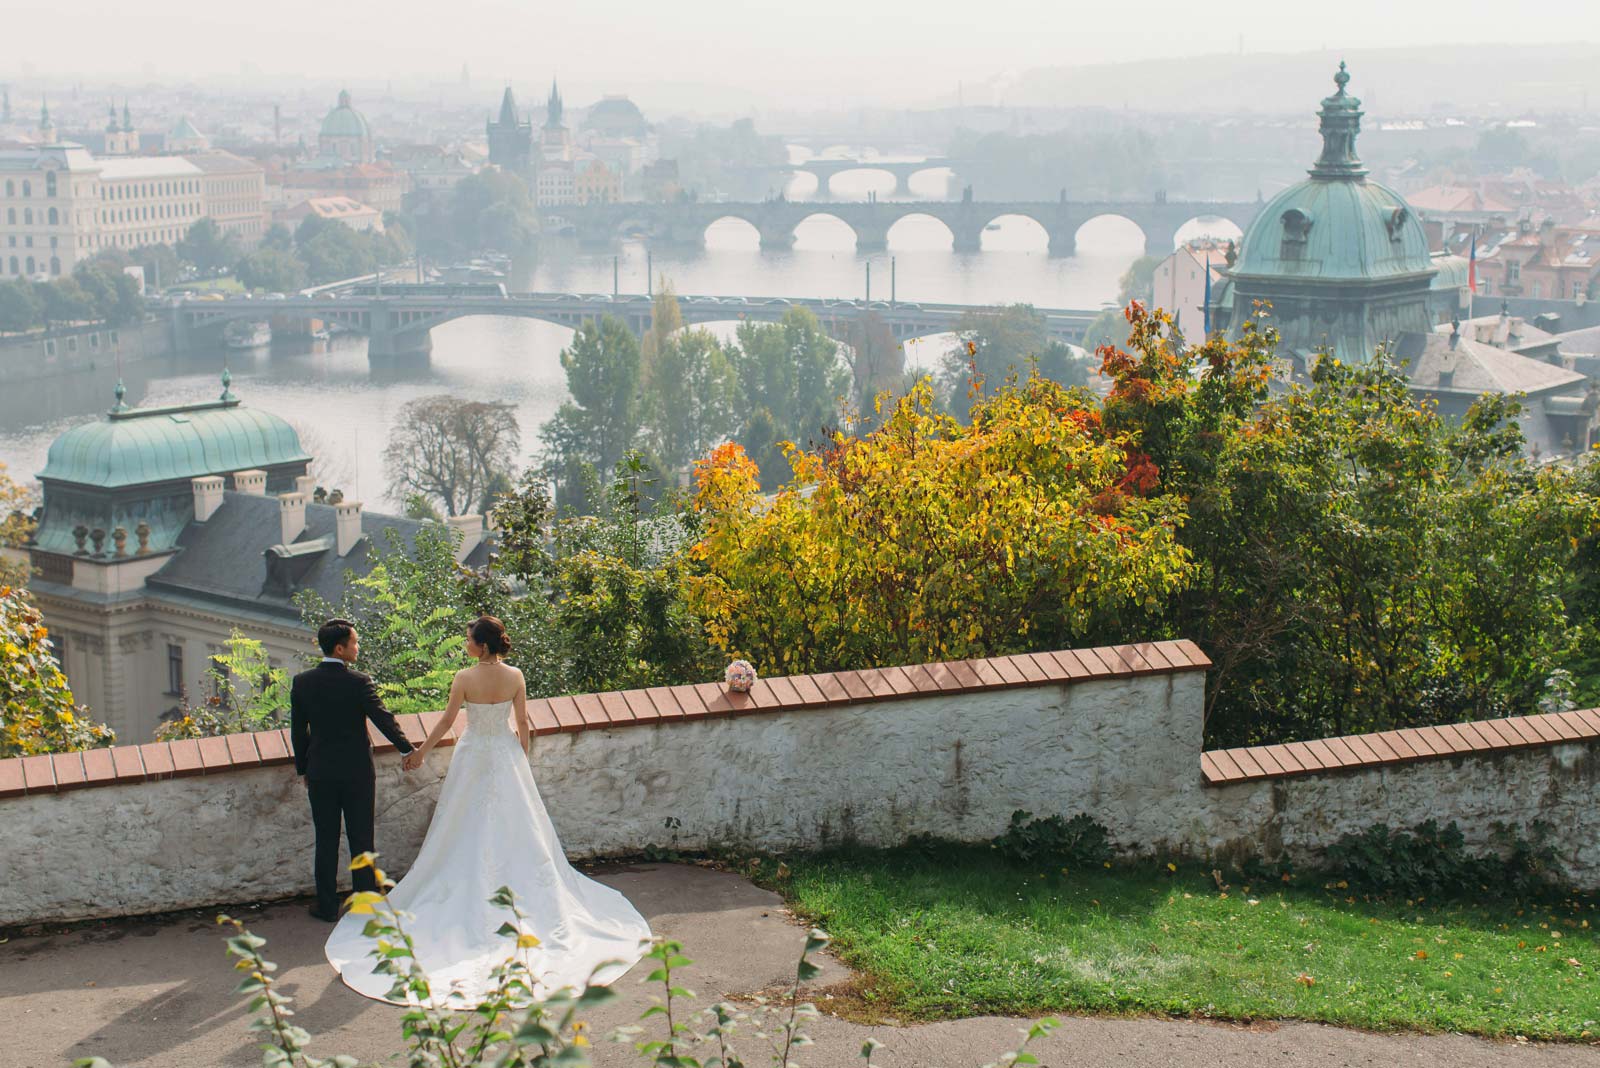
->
<box><xmin>318</xmin><ymin>89</ymin><xmax>374</xmax><ymax>163</ymax></box>
<box><xmin>1218</xmin><ymin>63</ymin><xmax>1436</xmax><ymax>366</ymax></box>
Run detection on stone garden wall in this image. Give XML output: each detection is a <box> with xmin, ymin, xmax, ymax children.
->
<box><xmin>2</xmin><ymin>640</ymin><xmax>1598</xmax><ymax>927</ymax></box>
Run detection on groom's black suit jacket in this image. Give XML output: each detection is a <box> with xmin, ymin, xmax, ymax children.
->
<box><xmin>290</xmin><ymin>660</ymin><xmax>414</xmax><ymax>781</ymax></box>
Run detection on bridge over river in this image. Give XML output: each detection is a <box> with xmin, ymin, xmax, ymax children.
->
<box><xmin>546</xmin><ymin>196</ymin><xmax>1261</xmax><ymax>256</ymax></box>
<box><xmin>167</xmin><ymin>288</ymin><xmax>1100</xmax><ymax>363</ymax></box>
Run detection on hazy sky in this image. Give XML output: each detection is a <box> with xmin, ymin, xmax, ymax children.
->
<box><xmin>8</xmin><ymin>0</ymin><xmax>1600</xmax><ymax>110</ymax></box>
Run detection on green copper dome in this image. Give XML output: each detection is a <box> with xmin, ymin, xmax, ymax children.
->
<box><xmin>1232</xmin><ymin>64</ymin><xmax>1432</xmax><ymax>284</ymax></box>
<box><xmin>39</xmin><ymin>388</ymin><xmax>310</xmax><ymax>490</ymax></box>
<box><xmin>319</xmin><ymin>90</ymin><xmax>370</xmax><ymax>140</ymax></box>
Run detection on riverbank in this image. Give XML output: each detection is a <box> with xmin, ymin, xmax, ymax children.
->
<box><xmin>0</xmin><ymin>318</ymin><xmax>170</xmax><ymax>383</ymax></box>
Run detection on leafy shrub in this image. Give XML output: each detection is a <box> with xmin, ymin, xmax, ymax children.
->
<box><xmin>1323</xmin><ymin>819</ymin><xmax>1560</xmax><ymax>899</ymax></box>
<box><xmin>991</xmin><ymin>810</ymin><xmax>1113</xmax><ymax>868</ymax></box>
<box><xmin>155</xmin><ymin>631</ymin><xmax>290</xmax><ymax>740</ymax></box>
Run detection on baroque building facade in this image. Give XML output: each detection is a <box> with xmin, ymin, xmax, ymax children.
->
<box><xmin>26</xmin><ymin>375</ymin><xmax>490</xmax><ymax>743</ymax></box>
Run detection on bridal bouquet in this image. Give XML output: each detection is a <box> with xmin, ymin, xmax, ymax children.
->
<box><xmin>724</xmin><ymin>659</ymin><xmax>757</xmax><ymax>693</ymax></box>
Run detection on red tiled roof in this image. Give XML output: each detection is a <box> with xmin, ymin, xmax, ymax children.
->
<box><xmin>0</xmin><ymin>641</ymin><xmax>1210</xmax><ymax>797</ymax></box>
<box><xmin>1201</xmin><ymin>709</ymin><xmax>1600</xmax><ymax>786</ymax></box>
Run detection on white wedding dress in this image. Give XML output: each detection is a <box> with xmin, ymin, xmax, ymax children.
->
<box><xmin>325</xmin><ymin>699</ymin><xmax>651</xmax><ymax>1004</ymax></box>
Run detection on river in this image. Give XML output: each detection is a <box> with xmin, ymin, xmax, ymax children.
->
<box><xmin>0</xmin><ymin>162</ymin><xmax>1240</xmax><ymax>512</ymax></box>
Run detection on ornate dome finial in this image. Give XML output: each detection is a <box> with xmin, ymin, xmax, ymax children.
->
<box><xmin>1310</xmin><ymin>61</ymin><xmax>1367</xmax><ymax>180</ymax></box>
<box><xmin>220</xmin><ymin>367</ymin><xmax>237</xmax><ymax>403</ymax></box>
<box><xmin>110</xmin><ymin>379</ymin><xmax>128</xmax><ymax>414</ymax></box>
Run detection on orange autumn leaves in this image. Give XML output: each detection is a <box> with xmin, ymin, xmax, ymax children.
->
<box><xmin>686</xmin><ymin>375</ymin><xmax>1191</xmax><ymax>675</ymax></box>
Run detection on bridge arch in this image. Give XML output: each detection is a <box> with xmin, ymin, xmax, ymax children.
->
<box><xmin>902</xmin><ymin>165</ymin><xmax>955</xmax><ymax>199</ymax></box>
<box><xmin>792</xmin><ymin>211</ymin><xmax>862</xmax><ymax>250</ymax></box>
<box><xmin>1074</xmin><ymin>213</ymin><xmax>1150</xmax><ymax>256</ymax></box>
<box><xmin>702</xmin><ymin>214</ymin><xmax>763</xmax><ymax>251</ymax></box>
<box><xmin>808</xmin><ymin>166</ymin><xmax>898</xmax><ymax>201</ymax></box>
<box><xmin>1170</xmin><ymin>213</ymin><xmax>1245</xmax><ymax>251</ymax></box>
<box><xmin>887</xmin><ymin>212</ymin><xmax>955</xmax><ymax>251</ymax></box>
<box><xmin>980</xmin><ymin>213</ymin><xmax>1052</xmax><ymax>253</ymax></box>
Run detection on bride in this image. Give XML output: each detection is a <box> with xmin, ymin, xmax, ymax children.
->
<box><xmin>324</xmin><ymin>615</ymin><xmax>652</xmax><ymax>1004</ymax></box>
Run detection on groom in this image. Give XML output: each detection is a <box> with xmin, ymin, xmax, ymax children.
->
<box><xmin>291</xmin><ymin>618</ymin><xmax>417</xmax><ymax>922</ymax></box>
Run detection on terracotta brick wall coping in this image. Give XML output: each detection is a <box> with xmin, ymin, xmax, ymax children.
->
<box><xmin>0</xmin><ymin>640</ymin><xmax>1209</xmax><ymax>799</ymax></box>
<box><xmin>1201</xmin><ymin>709</ymin><xmax>1600</xmax><ymax>786</ymax></box>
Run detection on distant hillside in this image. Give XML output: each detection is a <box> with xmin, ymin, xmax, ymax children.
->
<box><xmin>985</xmin><ymin>44</ymin><xmax>1600</xmax><ymax>116</ymax></box>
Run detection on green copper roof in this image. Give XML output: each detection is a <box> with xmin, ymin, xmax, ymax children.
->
<box><xmin>1230</xmin><ymin>63</ymin><xmax>1434</xmax><ymax>285</ymax></box>
<box><xmin>320</xmin><ymin>90</ymin><xmax>370</xmax><ymax>140</ymax></box>
<box><xmin>38</xmin><ymin>388</ymin><xmax>310</xmax><ymax>489</ymax></box>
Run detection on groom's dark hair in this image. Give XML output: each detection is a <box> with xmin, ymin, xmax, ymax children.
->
<box><xmin>318</xmin><ymin>618</ymin><xmax>356</xmax><ymax>656</ymax></box>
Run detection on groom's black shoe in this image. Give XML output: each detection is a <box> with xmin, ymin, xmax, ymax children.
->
<box><xmin>308</xmin><ymin>905</ymin><xmax>339</xmax><ymax>923</ymax></box>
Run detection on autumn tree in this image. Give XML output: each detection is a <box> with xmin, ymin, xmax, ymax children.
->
<box><xmin>385</xmin><ymin>395</ymin><xmax>521</xmax><ymax>517</ymax></box>
<box><xmin>686</xmin><ymin>376</ymin><xmax>1192</xmax><ymax>675</ymax></box>
<box><xmin>728</xmin><ymin>308</ymin><xmax>849</xmax><ymax>490</ymax></box>
<box><xmin>1099</xmin><ymin>301</ymin><xmax>1598</xmax><ymax>746</ymax></box>
<box><xmin>1</xmin><ymin>584</ymin><xmax>114</xmax><ymax>757</ymax></box>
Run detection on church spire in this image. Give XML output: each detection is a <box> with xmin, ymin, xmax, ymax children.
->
<box><xmin>1309</xmin><ymin>61</ymin><xmax>1368</xmax><ymax>180</ymax></box>
<box><xmin>122</xmin><ymin>99</ymin><xmax>132</xmax><ymax>132</ymax></box>
<box><xmin>545</xmin><ymin>78</ymin><xmax>563</xmax><ymax>128</ymax></box>
<box><xmin>498</xmin><ymin>85</ymin><xmax>519</xmax><ymax>126</ymax></box>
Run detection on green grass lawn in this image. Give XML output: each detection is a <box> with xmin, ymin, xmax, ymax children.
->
<box><xmin>760</xmin><ymin>847</ymin><xmax>1600</xmax><ymax>1040</ymax></box>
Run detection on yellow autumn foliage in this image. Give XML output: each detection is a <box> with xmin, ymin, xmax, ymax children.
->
<box><xmin>686</xmin><ymin>375</ymin><xmax>1192</xmax><ymax>674</ymax></box>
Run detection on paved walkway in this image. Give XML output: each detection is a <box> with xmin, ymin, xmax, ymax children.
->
<box><xmin>6</xmin><ymin>864</ymin><xmax>1598</xmax><ymax>1068</ymax></box>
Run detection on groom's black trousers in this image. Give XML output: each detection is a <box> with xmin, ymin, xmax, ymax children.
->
<box><xmin>308</xmin><ymin>777</ymin><xmax>379</xmax><ymax>915</ymax></box>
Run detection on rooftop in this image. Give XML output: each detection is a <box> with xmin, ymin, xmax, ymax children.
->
<box><xmin>96</xmin><ymin>156</ymin><xmax>204</xmax><ymax>181</ymax></box>
<box><xmin>1395</xmin><ymin>328</ymin><xmax>1586</xmax><ymax>396</ymax></box>
<box><xmin>37</xmin><ymin>381</ymin><xmax>308</xmax><ymax>492</ymax></box>
<box><xmin>145</xmin><ymin>490</ymin><xmax>490</xmax><ymax>620</ymax></box>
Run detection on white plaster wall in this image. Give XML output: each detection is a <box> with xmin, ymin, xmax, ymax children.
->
<box><xmin>1200</xmin><ymin>742</ymin><xmax>1600</xmax><ymax>885</ymax></box>
<box><xmin>8</xmin><ymin>667</ymin><xmax>1594</xmax><ymax>929</ymax></box>
<box><xmin>0</xmin><ymin>673</ymin><xmax>1204</xmax><ymax>926</ymax></box>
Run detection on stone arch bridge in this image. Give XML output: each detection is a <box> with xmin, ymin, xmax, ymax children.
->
<box><xmin>167</xmin><ymin>289</ymin><xmax>1099</xmax><ymax>364</ymax></box>
<box><xmin>549</xmin><ymin>197</ymin><xmax>1261</xmax><ymax>256</ymax></box>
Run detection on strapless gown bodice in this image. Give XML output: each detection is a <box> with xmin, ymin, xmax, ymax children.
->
<box><xmin>324</xmin><ymin>698</ymin><xmax>651</xmax><ymax>1004</ymax></box>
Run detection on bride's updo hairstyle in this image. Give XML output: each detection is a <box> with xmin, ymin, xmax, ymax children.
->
<box><xmin>469</xmin><ymin>615</ymin><xmax>512</xmax><ymax>657</ymax></box>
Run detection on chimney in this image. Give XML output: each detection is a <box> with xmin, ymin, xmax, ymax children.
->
<box><xmin>233</xmin><ymin>469</ymin><xmax>267</xmax><ymax>495</ymax></box>
<box><xmin>294</xmin><ymin>474</ymin><xmax>316</xmax><ymax>498</ymax></box>
<box><xmin>279</xmin><ymin>492</ymin><xmax>308</xmax><ymax>544</ymax></box>
<box><xmin>334</xmin><ymin>500</ymin><xmax>364</xmax><ymax>556</ymax></box>
<box><xmin>192</xmin><ymin>475</ymin><xmax>225</xmax><ymax>522</ymax></box>
<box><xmin>447</xmin><ymin>513</ymin><xmax>484</xmax><ymax>563</ymax></box>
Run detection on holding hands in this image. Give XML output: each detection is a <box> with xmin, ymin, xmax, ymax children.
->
<box><xmin>402</xmin><ymin>749</ymin><xmax>425</xmax><ymax>772</ymax></box>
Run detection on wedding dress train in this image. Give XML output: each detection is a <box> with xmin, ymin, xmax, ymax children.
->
<box><xmin>325</xmin><ymin>699</ymin><xmax>651</xmax><ymax>1004</ymax></box>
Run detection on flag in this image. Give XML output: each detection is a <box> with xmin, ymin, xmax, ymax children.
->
<box><xmin>1467</xmin><ymin>231</ymin><xmax>1477</xmax><ymax>294</ymax></box>
<box><xmin>1202</xmin><ymin>254</ymin><xmax>1213</xmax><ymax>335</ymax></box>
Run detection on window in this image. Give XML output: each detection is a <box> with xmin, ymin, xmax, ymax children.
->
<box><xmin>47</xmin><ymin>207</ymin><xmax>57</xmax><ymax>225</ymax></box>
<box><xmin>46</xmin><ymin>172</ymin><xmax>57</xmax><ymax>197</ymax></box>
<box><xmin>1576</xmin><ymin>282</ymin><xmax>1586</xmax><ymax>299</ymax></box>
<box><xmin>166</xmin><ymin>644</ymin><xmax>184</xmax><ymax>695</ymax></box>
<box><xmin>25</xmin><ymin>255</ymin><xmax>34</xmax><ymax>274</ymax></box>
<box><xmin>50</xmin><ymin>257</ymin><xmax>60</xmax><ymax>276</ymax></box>
<box><xmin>21</xmin><ymin>180</ymin><xmax>30</xmax><ymax>197</ymax></box>
<box><xmin>6</xmin><ymin>256</ymin><xmax>14</xmax><ymax>274</ymax></box>
<box><xmin>5</xmin><ymin>208</ymin><xmax>11</xmax><ymax>224</ymax></box>
<box><xmin>1508</xmin><ymin>261</ymin><xmax>1522</xmax><ymax>285</ymax></box>
<box><xmin>3</xmin><ymin>180</ymin><xmax>11</xmax><ymax>196</ymax></box>
<box><xmin>23</xmin><ymin>208</ymin><xmax>31</xmax><ymax>225</ymax></box>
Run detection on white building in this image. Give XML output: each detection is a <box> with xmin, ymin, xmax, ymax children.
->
<box><xmin>0</xmin><ymin>142</ymin><xmax>267</xmax><ymax>278</ymax></box>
